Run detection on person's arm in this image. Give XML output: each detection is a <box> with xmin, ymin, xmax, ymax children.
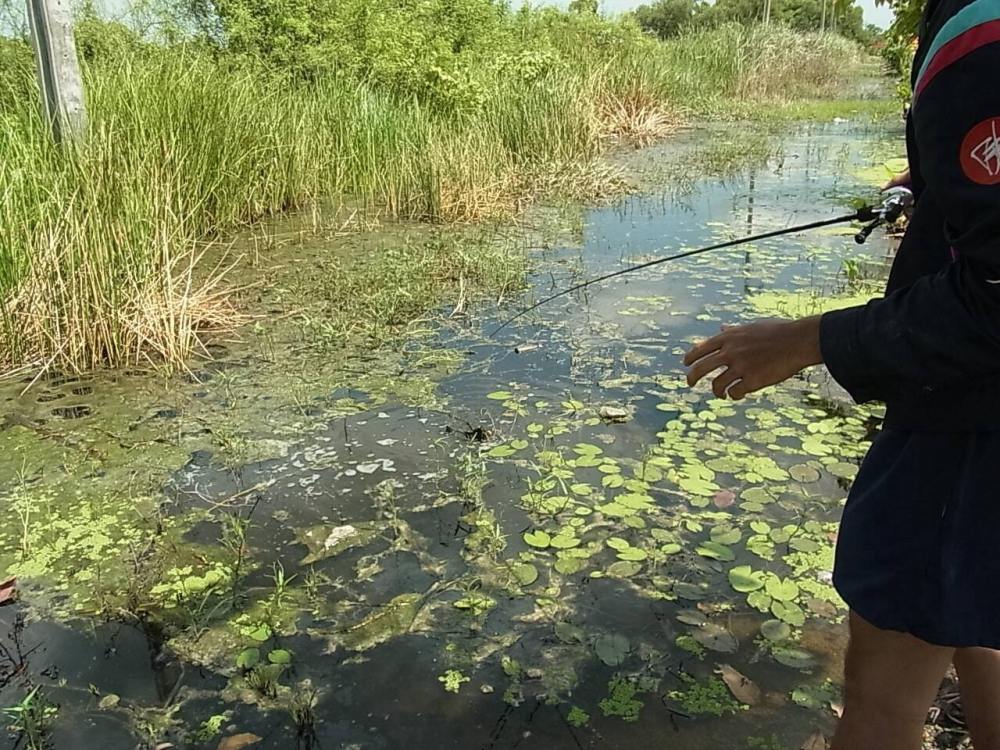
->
<box><xmin>686</xmin><ymin>29</ymin><xmax>1000</xmax><ymax>402</ymax></box>
<box><xmin>820</xmin><ymin>32</ymin><xmax>1000</xmax><ymax>404</ymax></box>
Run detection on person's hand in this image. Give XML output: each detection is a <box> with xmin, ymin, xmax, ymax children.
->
<box><xmin>883</xmin><ymin>168</ymin><xmax>911</xmax><ymax>191</ymax></box>
<box><xmin>683</xmin><ymin>317</ymin><xmax>823</xmax><ymax>400</ymax></box>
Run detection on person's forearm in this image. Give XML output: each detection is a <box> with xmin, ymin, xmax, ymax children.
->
<box><xmin>820</xmin><ymin>258</ymin><xmax>1000</xmax><ymax>404</ymax></box>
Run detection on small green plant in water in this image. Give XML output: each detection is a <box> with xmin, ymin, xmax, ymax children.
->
<box><xmin>438</xmin><ymin>669</ymin><xmax>470</xmax><ymax>694</ymax></box>
<box><xmin>599</xmin><ymin>677</ymin><xmax>643</xmax><ymax>722</ymax></box>
<box><xmin>668</xmin><ymin>674</ymin><xmax>742</xmax><ymax>717</ymax></box>
<box><xmin>193</xmin><ymin>713</ymin><xmax>228</xmax><ymax>742</ymax></box>
<box><xmin>3</xmin><ymin>686</ymin><xmax>57</xmax><ymax>750</ymax></box>
<box><xmin>675</xmin><ymin>634</ymin><xmax>706</xmax><ymax>659</ymax></box>
<box><xmin>289</xmin><ymin>681</ymin><xmax>319</xmax><ymax>745</ymax></box>
<box><xmin>246</xmin><ymin>664</ymin><xmax>284</xmax><ymax>698</ymax></box>
<box><xmin>566</xmin><ymin>705</ymin><xmax>590</xmax><ymax>727</ymax></box>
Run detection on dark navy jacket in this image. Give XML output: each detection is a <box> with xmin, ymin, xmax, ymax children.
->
<box><xmin>820</xmin><ymin>0</ymin><xmax>1000</xmax><ymax>430</ymax></box>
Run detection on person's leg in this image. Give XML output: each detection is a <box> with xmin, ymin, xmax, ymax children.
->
<box><xmin>832</xmin><ymin>612</ymin><xmax>955</xmax><ymax>750</ymax></box>
<box><xmin>954</xmin><ymin>648</ymin><xmax>1000</xmax><ymax>750</ymax></box>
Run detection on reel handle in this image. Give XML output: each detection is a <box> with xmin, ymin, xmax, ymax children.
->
<box><xmin>855</xmin><ymin>218</ymin><xmax>883</xmax><ymax>245</ymax></box>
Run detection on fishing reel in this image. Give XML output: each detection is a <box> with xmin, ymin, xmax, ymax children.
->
<box><xmin>855</xmin><ymin>186</ymin><xmax>914</xmax><ymax>244</ymax></box>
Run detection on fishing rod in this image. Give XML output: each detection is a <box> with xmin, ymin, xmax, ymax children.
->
<box><xmin>490</xmin><ymin>187</ymin><xmax>914</xmax><ymax>337</ymax></box>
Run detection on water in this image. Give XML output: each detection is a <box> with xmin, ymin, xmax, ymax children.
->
<box><xmin>0</xmin><ymin>119</ymin><xmax>903</xmax><ymax>749</ymax></box>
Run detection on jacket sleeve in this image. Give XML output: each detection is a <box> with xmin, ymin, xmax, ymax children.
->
<box><xmin>819</xmin><ymin>37</ymin><xmax>1000</xmax><ymax>404</ymax></box>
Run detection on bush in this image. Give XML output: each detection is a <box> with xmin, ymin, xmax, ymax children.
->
<box><xmin>634</xmin><ymin>0</ymin><xmax>698</xmax><ymax>39</ymax></box>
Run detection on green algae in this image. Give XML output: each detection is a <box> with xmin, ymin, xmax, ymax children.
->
<box><xmin>599</xmin><ymin>676</ymin><xmax>644</xmax><ymax>722</ymax></box>
<box><xmin>668</xmin><ymin>674</ymin><xmax>743</xmax><ymax>717</ymax></box>
<box><xmin>337</xmin><ymin>593</ymin><xmax>425</xmax><ymax>652</ymax></box>
<box><xmin>296</xmin><ymin>523</ymin><xmax>380</xmax><ymax>565</ymax></box>
<box><xmin>748</xmin><ymin>289</ymin><xmax>877</xmax><ymax>319</ymax></box>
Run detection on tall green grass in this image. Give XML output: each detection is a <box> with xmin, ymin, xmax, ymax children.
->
<box><xmin>0</xmin><ymin>24</ymin><xmax>867</xmax><ymax>373</ymax></box>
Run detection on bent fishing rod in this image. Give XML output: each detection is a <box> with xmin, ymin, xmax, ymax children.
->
<box><xmin>490</xmin><ymin>187</ymin><xmax>913</xmax><ymax>337</ymax></box>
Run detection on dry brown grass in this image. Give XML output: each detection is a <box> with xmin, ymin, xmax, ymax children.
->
<box><xmin>2</xmin><ymin>240</ymin><xmax>246</xmax><ymax>377</ymax></box>
<box><xmin>594</xmin><ymin>90</ymin><xmax>680</xmax><ymax>147</ymax></box>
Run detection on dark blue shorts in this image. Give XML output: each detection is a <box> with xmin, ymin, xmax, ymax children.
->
<box><xmin>834</xmin><ymin>428</ymin><xmax>1000</xmax><ymax>649</ymax></box>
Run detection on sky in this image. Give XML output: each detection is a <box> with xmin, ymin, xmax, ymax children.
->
<box><xmin>546</xmin><ymin>0</ymin><xmax>895</xmax><ymax>28</ymax></box>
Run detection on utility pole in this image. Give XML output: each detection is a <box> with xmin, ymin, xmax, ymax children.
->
<box><xmin>820</xmin><ymin>0</ymin><xmax>827</xmax><ymax>33</ymax></box>
<box><xmin>26</xmin><ymin>0</ymin><xmax>87</xmax><ymax>143</ymax></box>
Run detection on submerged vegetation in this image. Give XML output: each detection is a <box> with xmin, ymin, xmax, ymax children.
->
<box><xmin>0</xmin><ymin>0</ymin><xmax>875</xmax><ymax>373</ymax></box>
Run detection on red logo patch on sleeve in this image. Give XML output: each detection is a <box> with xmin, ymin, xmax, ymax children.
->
<box><xmin>961</xmin><ymin>117</ymin><xmax>1000</xmax><ymax>185</ymax></box>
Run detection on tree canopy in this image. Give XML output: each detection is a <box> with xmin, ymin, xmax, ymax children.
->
<box><xmin>632</xmin><ymin>0</ymin><xmax>875</xmax><ymax>44</ymax></box>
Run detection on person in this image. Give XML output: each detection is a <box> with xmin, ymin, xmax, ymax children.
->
<box><xmin>683</xmin><ymin>0</ymin><xmax>1000</xmax><ymax>746</ymax></box>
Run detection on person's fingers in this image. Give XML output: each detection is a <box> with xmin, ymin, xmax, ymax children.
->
<box><xmin>686</xmin><ymin>351</ymin><xmax>728</xmax><ymax>388</ymax></box>
<box><xmin>711</xmin><ymin>367</ymin><xmax>741</xmax><ymax>399</ymax></box>
<box><xmin>727</xmin><ymin>376</ymin><xmax>755</xmax><ymax>400</ymax></box>
<box><xmin>683</xmin><ymin>334</ymin><xmax>726</xmax><ymax>367</ymax></box>
<box><xmin>882</xmin><ymin>169</ymin><xmax>911</xmax><ymax>192</ymax></box>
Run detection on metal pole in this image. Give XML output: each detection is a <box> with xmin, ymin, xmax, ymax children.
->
<box><xmin>25</xmin><ymin>0</ymin><xmax>86</xmax><ymax>143</ymax></box>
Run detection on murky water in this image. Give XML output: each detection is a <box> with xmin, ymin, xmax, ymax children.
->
<box><xmin>1</xmin><ymin>119</ymin><xmax>904</xmax><ymax>749</ymax></box>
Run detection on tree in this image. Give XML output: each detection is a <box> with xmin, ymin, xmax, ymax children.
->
<box><xmin>633</xmin><ymin>0</ymin><xmax>697</xmax><ymax>38</ymax></box>
<box><xmin>877</xmin><ymin>0</ymin><xmax>922</xmax><ymax>39</ymax></box>
<box><xmin>568</xmin><ymin>0</ymin><xmax>599</xmax><ymax>14</ymax></box>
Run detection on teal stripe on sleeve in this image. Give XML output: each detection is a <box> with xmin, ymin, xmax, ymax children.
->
<box><xmin>915</xmin><ymin>0</ymin><xmax>1000</xmax><ymax>88</ymax></box>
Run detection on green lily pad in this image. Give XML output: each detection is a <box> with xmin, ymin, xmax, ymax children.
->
<box><xmin>728</xmin><ymin>565</ymin><xmax>765</xmax><ymax>593</ymax></box>
<box><xmin>513</xmin><ymin>563</ymin><xmax>539</xmax><ymax>586</ymax></box>
<box><xmin>236</xmin><ymin>647</ymin><xmax>260</xmax><ymax>669</ymax></box>
<box><xmin>760</xmin><ymin>620</ymin><xmax>791</xmax><ymax>642</ymax></box>
<box><xmin>555</xmin><ymin>621</ymin><xmax>586</xmax><ymax>644</ymax></box>
<box><xmin>674</xmin><ymin>581</ymin><xmax>708</xmax><ymax>601</ymax></box>
<box><xmin>555</xmin><ymin>557</ymin><xmax>585</xmax><ymax>575</ymax></box>
<box><xmin>679</xmin><ymin>477</ymin><xmax>720</xmax><ymax>496</ymax></box>
<box><xmin>696</xmin><ymin>541</ymin><xmax>735</xmax><ymax>562</ymax></box>
<box><xmin>598</xmin><ymin>502</ymin><xmax>636</xmax><ymax>518</ymax></box>
<box><xmin>789</xmin><ymin>537</ymin><xmax>821</xmax><ymax>553</ymax></box>
<box><xmin>595</xmin><ymin>633</ymin><xmax>630</xmax><ymax>666</ymax></box>
<box><xmin>765</xmin><ymin>577</ymin><xmax>800</xmax><ymax>602</ymax></box>
<box><xmin>676</xmin><ymin>609</ymin><xmax>708</xmax><ymax>626</ymax></box>
<box><xmin>606</xmin><ymin>537</ymin><xmax>631</xmax><ymax>551</ymax></box>
<box><xmin>524</xmin><ymin>530</ymin><xmax>551</xmax><ymax>549</ymax></box>
<box><xmin>710</xmin><ymin>527</ymin><xmax>742</xmax><ymax>545</ymax></box>
<box><xmin>691</xmin><ymin>623</ymin><xmax>738</xmax><ymax>653</ymax></box>
<box><xmin>660</xmin><ymin>543</ymin><xmax>682</xmax><ymax>555</ymax></box>
<box><xmin>268</xmin><ymin>649</ymin><xmax>292</xmax><ymax>665</ymax></box>
<box><xmin>771</xmin><ymin>600</ymin><xmax>806</xmax><ymax>626</ymax></box>
<box><xmin>772</xmin><ymin>646</ymin><xmax>817</xmax><ymax>670</ymax></box>
<box><xmin>789</xmin><ymin>464</ymin><xmax>821</xmax><ymax>483</ymax></box>
<box><xmin>827</xmin><ymin>461</ymin><xmax>858</xmax><ymax>480</ymax></box>
<box><xmin>487</xmin><ymin>391</ymin><xmax>514</xmax><ymax>400</ymax></box>
<box><xmin>550</xmin><ymin>534</ymin><xmax>581</xmax><ymax>549</ymax></box>
<box><xmin>248</xmin><ymin>624</ymin><xmax>271</xmax><ymax>642</ymax></box>
<box><xmin>747</xmin><ymin>591</ymin><xmax>773</xmax><ymax>612</ymax></box>
<box><xmin>607</xmin><ymin>560</ymin><xmax>643</xmax><ymax>577</ymax></box>
<box><xmin>617</xmin><ymin>547</ymin><xmax>647</xmax><ymax>562</ymax></box>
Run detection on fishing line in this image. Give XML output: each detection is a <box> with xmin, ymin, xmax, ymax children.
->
<box><xmin>489</xmin><ymin>188</ymin><xmax>913</xmax><ymax>338</ymax></box>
